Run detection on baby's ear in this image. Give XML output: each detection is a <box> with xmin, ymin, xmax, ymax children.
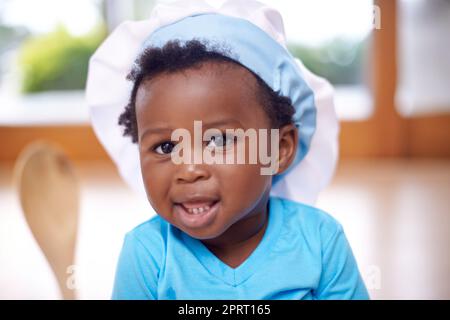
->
<box><xmin>275</xmin><ymin>123</ymin><xmax>298</xmax><ymax>176</ymax></box>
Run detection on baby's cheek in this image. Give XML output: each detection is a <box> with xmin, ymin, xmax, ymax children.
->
<box><xmin>219</xmin><ymin>163</ymin><xmax>270</xmax><ymax>205</ymax></box>
<box><xmin>141</xmin><ymin>163</ymin><xmax>172</xmax><ymax>213</ymax></box>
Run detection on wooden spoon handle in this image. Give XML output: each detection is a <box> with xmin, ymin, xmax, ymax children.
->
<box><xmin>13</xmin><ymin>141</ymin><xmax>79</xmax><ymax>300</ymax></box>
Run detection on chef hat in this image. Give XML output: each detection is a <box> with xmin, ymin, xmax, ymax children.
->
<box><xmin>86</xmin><ymin>0</ymin><xmax>339</xmax><ymax>206</ymax></box>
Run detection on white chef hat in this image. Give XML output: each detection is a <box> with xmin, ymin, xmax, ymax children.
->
<box><xmin>86</xmin><ymin>0</ymin><xmax>339</xmax><ymax>206</ymax></box>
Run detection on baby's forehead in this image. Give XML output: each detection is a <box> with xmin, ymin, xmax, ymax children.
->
<box><xmin>136</xmin><ymin>66</ymin><xmax>270</xmax><ymax>129</ymax></box>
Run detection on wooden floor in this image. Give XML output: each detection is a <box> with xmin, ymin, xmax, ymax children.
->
<box><xmin>317</xmin><ymin>159</ymin><xmax>450</xmax><ymax>300</ymax></box>
<box><xmin>0</xmin><ymin>159</ymin><xmax>449</xmax><ymax>299</ymax></box>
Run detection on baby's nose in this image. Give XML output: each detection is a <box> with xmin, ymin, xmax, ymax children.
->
<box><xmin>175</xmin><ymin>163</ymin><xmax>211</xmax><ymax>184</ymax></box>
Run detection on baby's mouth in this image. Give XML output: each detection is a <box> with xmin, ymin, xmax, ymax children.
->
<box><xmin>173</xmin><ymin>197</ymin><xmax>220</xmax><ymax>228</ymax></box>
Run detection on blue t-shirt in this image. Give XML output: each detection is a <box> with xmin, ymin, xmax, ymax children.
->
<box><xmin>112</xmin><ymin>196</ymin><xmax>369</xmax><ymax>299</ymax></box>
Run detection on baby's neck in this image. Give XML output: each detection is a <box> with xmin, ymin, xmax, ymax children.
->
<box><xmin>201</xmin><ymin>200</ymin><xmax>269</xmax><ymax>269</ymax></box>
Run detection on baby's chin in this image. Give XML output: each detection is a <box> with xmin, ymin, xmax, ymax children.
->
<box><xmin>175</xmin><ymin>220</ymin><xmax>230</xmax><ymax>241</ymax></box>
<box><xmin>172</xmin><ymin>216</ymin><xmax>235</xmax><ymax>241</ymax></box>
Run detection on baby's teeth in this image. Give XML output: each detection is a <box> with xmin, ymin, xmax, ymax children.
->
<box><xmin>185</xmin><ymin>206</ymin><xmax>211</xmax><ymax>214</ymax></box>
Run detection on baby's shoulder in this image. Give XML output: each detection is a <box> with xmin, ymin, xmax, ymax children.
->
<box><xmin>124</xmin><ymin>214</ymin><xmax>169</xmax><ymax>252</ymax></box>
<box><xmin>273</xmin><ymin>196</ymin><xmax>343</xmax><ymax>241</ymax></box>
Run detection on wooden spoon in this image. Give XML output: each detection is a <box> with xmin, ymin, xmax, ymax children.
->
<box><xmin>13</xmin><ymin>141</ymin><xmax>79</xmax><ymax>299</ymax></box>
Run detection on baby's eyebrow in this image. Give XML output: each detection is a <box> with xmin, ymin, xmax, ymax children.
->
<box><xmin>140</xmin><ymin>118</ymin><xmax>244</xmax><ymax>140</ymax></box>
<box><xmin>140</xmin><ymin>127</ymin><xmax>172</xmax><ymax>140</ymax></box>
<box><xmin>202</xmin><ymin>118</ymin><xmax>244</xmax><ymax>129</ymax></box>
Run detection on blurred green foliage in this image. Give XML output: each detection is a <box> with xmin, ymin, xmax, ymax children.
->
<box><xmin>289</xmin><ymin>36</ymin><xmax>370</xmax><ymax>85</ymax></box>
<box><xmin>17</xmin><ymin>25</ymin><xmax>368</xmax><ymax>92</ymax></box>
<box><xmin>19</xmin><ymin>26</ymin><xmax>106</xmax><ymax>93</ymax></box>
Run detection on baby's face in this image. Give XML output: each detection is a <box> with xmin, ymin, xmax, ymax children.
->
<box><xmin>135</xmin><ymin>62</ymin><xmax>280</xmax><ymax>240</ymax></box>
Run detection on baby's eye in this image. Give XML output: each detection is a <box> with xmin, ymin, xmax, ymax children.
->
<box><xmin>154</xmin><ymin>141</ymin><xmax>175</xmax><ymax>154</ymax></box>
<box><xmin>206</xmin><ymin>133</ymin><xmax>236</xmax><ymax>149</ymax></box>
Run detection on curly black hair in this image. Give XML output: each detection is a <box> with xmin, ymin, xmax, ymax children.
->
<box><xmin>118</xmin><ymin>39</ymin><xmax>295</xmax><ymax>143</ymax></box>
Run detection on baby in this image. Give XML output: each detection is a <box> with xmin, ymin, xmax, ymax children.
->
<box><xmin>87</xmin><ymin>1</ymin><xmax>369</xmax><ymax>300</ymax></box>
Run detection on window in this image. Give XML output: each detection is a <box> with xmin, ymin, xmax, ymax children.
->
<box><xmin>260</xmin><ymin>0</ymin><xmax>376</xmax><ymax>120</ymax></box>
<box><xmin>0</xmin><ymin>0</ymin><xmax>377</xmax><ymax>124</ymax></box>
<box><xmin>396</xmin><ymin>0</ymin><xmax>450</xmax><ymax>117</ymax></box>
<box><xmin>0</xmin><ymin>0</ymin><xmax>103</xmax><ymax>125</ymax></box>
